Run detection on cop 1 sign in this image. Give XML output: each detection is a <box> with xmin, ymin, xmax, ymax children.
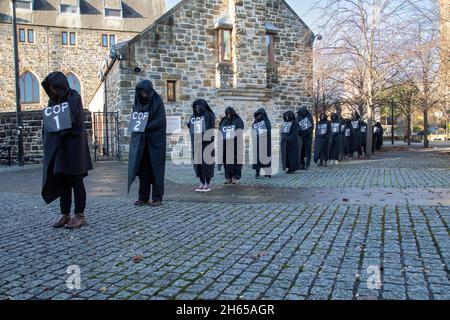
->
<box><xmin>128</xmin><ymin>112</ymin><xmax>150</xmax><ymax>133</ymax></box>
<box><xmin>43</xmin><ymin>102</ymin><xmax>72</xmax><ymax>133</ymax></box>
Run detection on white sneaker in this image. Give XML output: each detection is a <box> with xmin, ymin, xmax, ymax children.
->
<box><xmin>335</xmin><ymin>160</ymin><xmax>339</xmax><ymax>165</ymax></box>
<box><xmin>203</xmin><ymin>184</ymin><xmax>211</xmax><ymax>192</ymax></box>
<box><xmin>195</xmin><ymin>184</ymin><xmax>205</xmax><ymax>192</ymax></box>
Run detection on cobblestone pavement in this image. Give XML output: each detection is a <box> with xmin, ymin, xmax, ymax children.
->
<box><xmin>0</xmin><ymin>149</ymin><xmax>449</xmax><ymax>300</ymax></box>
<box><xmin>166</xmin><ymin>149</ymin><xmax>450</xmax><ymax>189</ymax></box>
<box><xmin>0</xmin><ymin>193</ymin><xmax>448</xmax><ymax>300</ymax></box>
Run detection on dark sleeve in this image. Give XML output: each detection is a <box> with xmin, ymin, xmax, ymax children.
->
<box><xmin>206</xmin><ymin>113</ymin><xmax>216</xmax><ymax>130</ymax></box>
<box><xmin>146</xmin><ymin>100</ymin><xmax>166</xmax><ymax>131</ymax></box>
<box><xmin>187</xmin><ymin>115</ymin><xmax>192</xmax><ymax>129</ymax></box>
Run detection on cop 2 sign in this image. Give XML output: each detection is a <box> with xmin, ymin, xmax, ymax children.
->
<box><xmin>43</xmin><ymin>102</ymin><xmax>72</xmax><ymax>133</ymax></box>
<box><xmin>129</xmin><ymin>112</ymin><xmax>150</xmax><ymax>133</ymax></box>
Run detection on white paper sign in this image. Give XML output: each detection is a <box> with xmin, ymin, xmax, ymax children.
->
<box><xmin>167</xmin><ymin>116</ymin><xmax>181</xmax><ymax>134</ymax></box>
<box><xmin>43</xmin><ymin>102</ymin><xmax>72</xmax><ymax>133</ymax></box>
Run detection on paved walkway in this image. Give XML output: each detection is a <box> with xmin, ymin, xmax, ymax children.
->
<box><xmin>0</xmin><ymin>148</ymin><xmax>449</xmax><ymax>300</ymax></box>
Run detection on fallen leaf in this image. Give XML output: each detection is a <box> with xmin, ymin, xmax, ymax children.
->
<box><xmin>100</xmin><ymin>287</ymin><xmax>108</xmax><ymax>293</ymax></box>
<box><xmin>342</xmin><ymin>198</ymin><xmax>350</xmax><ymax>202</ymax></box>
<box><xmin>132</xmin><ymin>255</ymin><xmax>144</xmax><ymax>263</ymax></box>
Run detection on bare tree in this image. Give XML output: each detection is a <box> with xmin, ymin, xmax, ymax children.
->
<box><xmin>312</xmin><ymin>44</ymin><xmax>343</xmax><ymax>121</ymax></box>
<box><xmin>404</xmin><ymin>1</ymin><xmax>443</xmax><ymax>148</ymax></box>
<box><xmin>314</xmin><ymin>0</ymin><xmax>420</xmax><ymax>156</ymax></box>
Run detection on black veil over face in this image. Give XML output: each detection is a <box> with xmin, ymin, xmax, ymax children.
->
<box><xmin>283</xmin><ymin>111</ymin><xmax>296</xmax><ymax>122</ymax></box>
<box><xmin>298</xmin><ymin>106</ymin><xmax>310</xmax><ymax>118</ymax></box>
<box><xmin>41</xmin><ymin>72</ymin><xmax>71</xmax><ymax>103</ymax></box>
<box><xmin>225</xmin><ymin>106</ymin><xmax>237</xmax><ymax>119</ymax></box>
<box><xmin>193</xmin><ymin>99</ymin><xmax>214</xmax><ymax>117</ymax></box>
<box><xmin>135</xmin><ymin>80</ymin><xmax>154</xmax><ymax>107</ymax></box>
<box><xmin>331</xmin><ymin>113</ymin><xmax>339</xmax><ymax>122</ymax></box>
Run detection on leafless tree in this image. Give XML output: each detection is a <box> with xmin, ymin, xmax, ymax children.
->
<box><xmin>403</xmin><ymin>1</ymin><xmax>444</xmax><ymax>148</ymax></box>
<box><xmin>313</xmin><ymin>0</ymin><xmax>426</xmax><ymax>155</ymax></box>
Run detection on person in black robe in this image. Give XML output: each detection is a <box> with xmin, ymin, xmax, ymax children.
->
<box><xmin>218</xmin><ymin>107</ymin><xmax>245</xmax><ymax>184</ymax></box>
<box><xmin>252</xmin><ymin>108</ymin><xmax>272</xmax><ymax>178</ymax></box>
<box><xmin>373</xmin><ymin>122</ymin><xmax>384</xmax><ymax>152</ymax></box>
<box><xmin>339</xmin><ymin>118</ymin><xmax>347</xmax><ymax>161</ymax></box>
<box><xmin>344</xmin><ymin>119</ymin><xmax>354</xmax><ymax>158</ymax></box>
<box><xmin>351</xmin><ymin>111</ymin><xmax>363</xmax><ymax>157</ymax></box>
<box><xmin>314</xmin><ymin>113</ymin><xmax>331</xmax><ymax>167</ymax></box>
<box><xmin>128</xmin><ymin>80</ymin><xmax>167</xmax><ymax>207</ymax></box>
<box><xmin>297</xmin><ymin>106</ymin><xmax>314</xmax><ymax>170</ymax></box>
<box><xmin>360</xmin><ymin>119</ymin><xmax>368</xmax><ymax>156</ymax></box>
<box><xmin>329</xmin><ymin>113</ymin><xmax>342</xmax><ymax>164</ymax></box>
<box><xmin>41</xmin><ymin>72</ymin><xmax>93</xmax><ymax>229</ymax></box>
<box><xmin>280</xmin><ymin>111</ymin><xmax>301</xmax><ymax>173</ymax></box>
<box><xmin>187</xmin><ymin>99</ymin><xmax>215</xmax><ymax>192</ymax></box>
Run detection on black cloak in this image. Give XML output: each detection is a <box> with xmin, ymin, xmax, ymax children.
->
<box><xmin>339</xmin><ymin>120</ymin><xmax>346</xmax><ymax>160</ymax></box>
<box><xmin>297</xmin><ymin>106</ymin><xmax>314</xmax><ymax>168</ymax></box>
<box><xmin>218</xmin><ymin>107</ymin><xmax>245</xmax><ymax>177</ymax></box>
<box><xmin>187</xmin><ymin>99</ymin><xmax>216</xmax><ymax>179</ymax></box>
<box><xmin>360</xmin><ymin>120</ymin><xmax>368</xmax><ymax>154</ymax></box>
<box><xmin>373</xmin><ymin>122</ymin><xmax>384</xmax><ymax>151</ymax></box>
<box><xmin>128</xmin><ymin>80</ymin><xmax>167</xmax><ymax>194</ymax></box>
<box><xmin>314</xmin><ymin>113</ymin><xmax>331</xmax><ymax>163</ymax></box>
<box><xmin>280</xmin><ymin>111</ymin><xmax>301</xmax><ymax>172</ymax></box>
<box><xmin>41</xmin><ymin>72</ymin><xmax>93</xmax><ymax>204</ymax></box>
<box><xmin>351</xmin><ymin>111</ymin><xmax>362</xmax><ymax>154</ymax></box>
<box><xmin>329</xmin><ymin>113</ymin><xmax>342</xmax><ymax>161</ymax></box>
<box><xmin>344</xmin><ymin>119</ymin><xmax>354</xmax><ymax>156</ymax></box>
<box><xmin>252</xmin><ymin>108</ymin><xmax>272</xmax><ymax>171</ymax></box>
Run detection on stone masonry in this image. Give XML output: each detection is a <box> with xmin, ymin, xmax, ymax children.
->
<box><xmin>105</xmin><ymin>0</ymin><xmax>314</xmax><ymax>158</ymax></box>
<box><xmin>0</xmin><ymin>0</ymin><xmax>166</xmax><ymax>112</ymax></box>
<box><xmin>0</xmin><ymin>110</ymin><xmax>92</xmax><ymax>165</ymax></box>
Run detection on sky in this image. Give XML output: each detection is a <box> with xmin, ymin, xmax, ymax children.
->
<box><xmin>165</xmin><ymin>0</ymin><xmax>322</xmax><ymax>30</ymax></box>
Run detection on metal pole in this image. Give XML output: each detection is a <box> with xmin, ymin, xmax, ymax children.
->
<box><xmin>391</xmin><ymin>99</ymin><xmax>395</xmax><ymax>145</ymax></box>
<box><xmin>11</xmin><ymin>0</ymin><xmax>24</xmax><ymax>166</ymax></box>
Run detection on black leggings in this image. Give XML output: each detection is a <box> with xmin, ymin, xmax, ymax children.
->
<box><xmin>59</xmin><ymin>175</ymin><xmax>86</xmax><ymax>215</ymax></box>
<box><xmin>199</xmin><ymin>177</ymin><xmax>211</xmax><ymax>185</ymax></box>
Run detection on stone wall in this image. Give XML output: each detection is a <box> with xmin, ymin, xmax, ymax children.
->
<box><xmin>107</xmin><ymin>0</ymin><xmax>314</xmax><ymax>159</ymax></box>
<box><xmin>0</xmin><ymin>109</ymin><xmax>92</xmax><ymax>165</ymax></box>
<box><xmin>0</xmin><ymin>22</ymin><xmax>139</xmax><ymax>113</ymax></box>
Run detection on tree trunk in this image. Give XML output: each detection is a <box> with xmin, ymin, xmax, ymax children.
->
<box><xmin>407</xmin><ymin>116</ymin><xmax>411</xmax><ymax>146</ymax></box>
<box><xmin>423</xmin><ymin>110</ymin><xmax>429</xmax><ymax>148</ymax></box>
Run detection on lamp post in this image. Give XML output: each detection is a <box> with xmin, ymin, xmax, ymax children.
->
<box><xmin>11</xmin><ymin>0</ymin><xmax>24</xmax><ymax>166</ymax></box>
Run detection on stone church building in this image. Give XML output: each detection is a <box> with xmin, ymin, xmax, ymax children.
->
<box><xmin>99</xmin><ymin>0</ymin><xmax>314</xmax><ymax>159</ymax></box>
<box><xmin>0</xmin><ymin>0</ymin><xmax>166</xmax><ymax>112</ymax></box>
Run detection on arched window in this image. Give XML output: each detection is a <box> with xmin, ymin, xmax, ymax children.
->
<box><xmin>19</xmin><ymin>71</ymin><xmax>40</xmax><ymax>104</ymax></box>
<box><xmin>66</xmin><ymin>73</ymin><xmax>81</xmax><ymax>94</ymax></box>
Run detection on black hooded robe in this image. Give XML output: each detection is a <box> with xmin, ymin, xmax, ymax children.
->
<box><xmin>41</xmin><ymin>72</ymin><xmax>93</xmax><ymax>204</ymax></box>
<box><xmin>314</xmin><ymin>117</ymin><xmax>331</xmax><ymax>164</ymax></box>
<box><xmin>252</xmin><ymin>108</ymin><xmax>272</xmax><ymax>173</ymax></box>
<box><xmin>339</xmin><ymin>121</ymin><xmax>346</xmax><ymax>160</ymax></box>
<box><xmin>280</xmin><ymin>111</ymin><xmax>301</xmax><ymax>173</ymax></box>
<box><xmin>218</xmin><ymin>107</ymin><xmax>245</xmax><ymax>180</ymax></box>
<box><xmin>187</xmin><ymin>99</ymin><xmax>215</xmax><ymax>180</ymax></box>
<box><xmin>344</xmin><ymin>120</ymin><xmax>354</xmax><ymax>157</ymax></box>
<box><xmin>351</xmin><ymin>113</ymin><xmax>363</xmax><ymax>156</ymax></box>
<box><xmin>329</xmin><ymin>114</ymin><xmax>342</xmax><ymax>161</ymax></box>
<box><xmin>373</xmin><ymin>123</ymin><xmax>384</xmax><ymax>152</ymax></box>
<box><xmin>297</xmin><ymin>107</ymin><xmax>314</xmax><ymax>169</ymax></box>
<box><xmin>360</xmin><ymin>121</ymin><xmax>368</xmax><ymax>156</ymax></box>
<box><xmin>128</xmin><ymin>80</ymin><xmax>167</xmax><ymax>202</ymax></box>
